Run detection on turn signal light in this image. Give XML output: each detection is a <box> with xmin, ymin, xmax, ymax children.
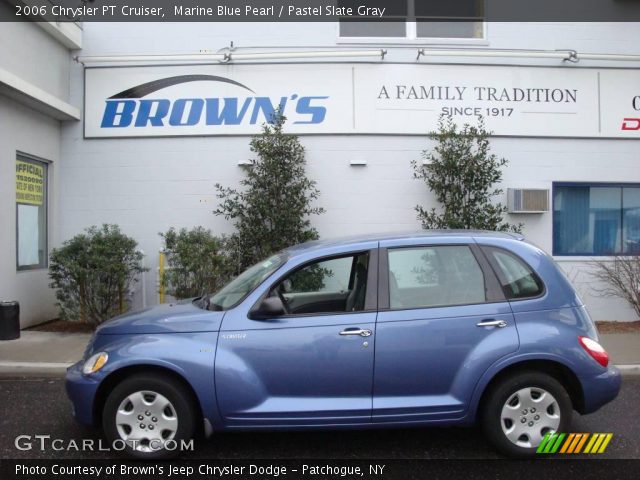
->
<box><xmin>578</xmin><ymin>336</ymin><xmax>609</xmax><ymax>367</ymax></box>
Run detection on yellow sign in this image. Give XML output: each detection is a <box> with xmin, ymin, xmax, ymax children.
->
<box><xmin>16</xmin><ymin>160</ymin><xmax>45</xmax><ymax>206</ymax></box>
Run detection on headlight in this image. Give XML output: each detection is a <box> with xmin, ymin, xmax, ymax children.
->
<box><xmin>82</xmin><ymin>352</ymin><xmax>108</xmax><ymax>375</ymax></box>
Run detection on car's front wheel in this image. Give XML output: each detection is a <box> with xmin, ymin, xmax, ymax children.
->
<box><xmin>481</xmin><ymin>371</ymin><xmax>572</xmax><ymax>457</ymax></box>
<box><xmin>102</xmin><ymin>373</ymin><xmax>196</xmax><ymax>459</ymax></box>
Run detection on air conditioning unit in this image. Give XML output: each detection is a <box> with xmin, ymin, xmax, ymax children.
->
<box><xmin>507</xmin><ymin>188</ymin><xmax>549</xmax><ymax>213</ymax></box>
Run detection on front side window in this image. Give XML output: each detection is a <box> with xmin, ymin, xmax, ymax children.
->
<box><xmin>271</xmin><ymin>252</ymin><xmax>370</xmax><ymax>315</ymax></box>
<box><xmin>388</xmin><ymin>245</ymin><xmax>486</xmax><ymax>309</ymax></box>
<box><xmin>16</xmin><ymin>155</ymin><xmax>48</xmax><ymax>270</ymax></box>
<box><xmin>553</xmin><ymin>184</ymin><xmax>640</xmax><ymax>255</ymax></box>
<box><xmin>338</xmin><ymin>0</ymin><xmax>484</xmax><ymax>40</ymax></box>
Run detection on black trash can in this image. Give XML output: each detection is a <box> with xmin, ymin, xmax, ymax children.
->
<box><xmin>0</xmin><ymin>301</ymin><xmax>20</xmax><ymax>340</ymax></box>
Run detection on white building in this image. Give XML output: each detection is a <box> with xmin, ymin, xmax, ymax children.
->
<box><xmin>1</xmin><ymin>14</ymin><xmax>639</xmax><ymax>327</ymax></box>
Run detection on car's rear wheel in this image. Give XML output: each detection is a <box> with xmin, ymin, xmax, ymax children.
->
<box><xmin>102</xmin><ymin>373</ymin><xmax>196</xmax><ymax>459</ymax></box>
<box><xmin>481</xmin><ymin>371</ymin><xmax>572</xmax><ymax>457</ymax></box>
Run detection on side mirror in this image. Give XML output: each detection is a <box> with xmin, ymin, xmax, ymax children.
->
<box><xmin>250</xmin><ymin>296</ymin><xmax>285</xmax><ymax>320</ymax></box>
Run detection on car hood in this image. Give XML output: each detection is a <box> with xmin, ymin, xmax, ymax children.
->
<box><xmin>96</xmin><ymin>300</ymin><xmax>224</xmax><ymax>335</ymax></box>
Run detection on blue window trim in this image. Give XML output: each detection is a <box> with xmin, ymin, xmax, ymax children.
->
<box><xmin>552</xmin><ymin>182</ymin><xmax>640</xmax><ymax>257</ymax></box>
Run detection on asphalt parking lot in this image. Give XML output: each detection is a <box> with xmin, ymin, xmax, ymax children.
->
<box><xmin>0</xmin><ymin>375</ymin><xmax>638</xmax><ymax>460</ymax></box>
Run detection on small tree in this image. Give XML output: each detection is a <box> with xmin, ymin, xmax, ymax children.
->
<box><xmin>160</xmin><ymin>227</ymin><xmax>227</xmax><ymax>299</ymax></box>
<box><xmin>214</xmin><ymin>111</ymin><xmax>324</xmax><ymax>273</ymax></box>
<box><xmin>49</xmin><ymin>224</ymin><xmax>146</xmax><ymax>326</ymax></box>
<box><xmin>412</xmin><ymin>114</ymin><xmax>521</xmax><ymax>232</ymax></box>
<box><xmin>590</xmin><ymin>256</ymin><xmax>640</xmax><ymax>318</ymax></box>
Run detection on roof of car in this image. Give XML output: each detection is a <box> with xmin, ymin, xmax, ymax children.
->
<box><xmin>285</xmin><ymin>230</ymin><xmax>524</xmax><ymax>254</ymax></box>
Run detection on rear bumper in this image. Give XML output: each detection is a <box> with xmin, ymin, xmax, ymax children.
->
<box><xmin>65</xmin><ymin>361</ymin><xmax>101</xmax><ymax>426</ymax></box>
<box><xmin>579</xmin><ymin>365</ymin><xmax>621</xmax><ymax>414</ymax></box>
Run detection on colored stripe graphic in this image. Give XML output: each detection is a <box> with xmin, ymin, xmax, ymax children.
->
<box><xmin>574</xmin><ymin>433</ymin><xmax>589</xmax><ymax>453</ymax></box>
<box><xmin>590</xmin><ymin>434</ymin><xmax>607</xmax><ymax>453</ymax></box>
<box><xmin>538</xmin><ymin>433</ymin><xmax>566</xmax><ymax>453</ymax></box>
<box><xmin>567</xmin><ymin>433</ymin><xmax>585</xmax><ymax>453</ymax></box>
<box><xmin>537</xmin><ymin>432</ymin><xmax>554</xmax><ymax>453</ymax></box>
<box><xmin>543</xmin><ymin>433</ymin><xmax>558</xmax><ymax>453</ymax></box>
<box><xmin>536</xmin><ymin>433</ymin><xmax>613</xmax><ymax>454</ymax></box>
<box><xmin>584</xmin><ymin>434</ymin><xmax>599</xmax><ymax>453</ymax></box>
<box><xmin>536</xmin><ymin>433</ymin><xmax>549</xmax><ymax>453</ymax></box>
<box><xmin>559</xmin><ymin>433</ymin><xmax>575</xmax><ymax>453</ymax></box>
<box><xmin>551</xmin><ymin>433</ymin><xmax>566</xmax><ymax>453</ymax></box>
<box><xmin>598</xmin><ymin>434</ymin><xmax>613</xmax><ymax>453</ymax></box>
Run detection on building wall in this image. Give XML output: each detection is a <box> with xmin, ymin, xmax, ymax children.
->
<box><xmin>0</xmin><ymin>2</ymin><xmax>72</xmax><ymax>99</ymax></box>
<box><xmin>77</xmin><ymin>21</ymin><xmax>640</xmax><ymax>57</ymax></box>
<box><xmin>0</xmin><ymin>96</ymin><xmax>60</xmax><ymax>326</ymax></box>
<box><xmin>55</xmin><ymin>21</ymin><xmax>640</xmax><ymax>321</ymax></box>
<box><xmin>0</xmin><ymin>11</ymin><xmax>79</xmax><ymax>327</ymax></box>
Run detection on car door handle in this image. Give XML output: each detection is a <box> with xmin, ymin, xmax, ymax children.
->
<box><xmin>476</xmin><ymin>319</ymin><xmax>508</xmax><ymax>328</ymax></box>
<box><xmin>339</xmin><ymin>328</ymin><xmax>372</xmax><ymax>337</ymax></box>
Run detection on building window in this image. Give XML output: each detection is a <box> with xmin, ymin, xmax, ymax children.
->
<box><xmin>553</xmin><ymin>184</ymin><xmax>640</xmax><ymax>256</ymax></box>
<box><xmin>16</xmin><ymin>154</ymin><xmax>48</xmax><ymax>270</ymax></box>
<box><xmin>338</xmin><ymin>0</ymin><xmax>484</xmax><ymax>41</ymax></box>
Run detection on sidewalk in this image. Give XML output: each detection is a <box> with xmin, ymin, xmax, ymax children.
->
<box><xmin>0</xmin><ymin>330</ymin><xmax>638</xmax><ymax>376</ymax></box>
<box><xmin>599</xmin><ymin>334</ymin><xmax>640</xmax><ymax>374</ymax></box>
<box><xmin>0</xmin><ymin>331</ymin><xmax>91</xmax><ymax>375</ymax></box>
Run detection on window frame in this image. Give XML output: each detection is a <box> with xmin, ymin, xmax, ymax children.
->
<box><xmin>15</xmin><ymin>152</ymin><xmax>49</xmax><ymax>272</ymax></box>
<box><xmin>552</xmin><ymin>182</ymin><xmax>640</xmax><ymax>257</ymax></box>
<box><xmin>336</xmin><ymin>0</ymin><xmax>488</xmax><ymax>46</ymax></box>
<box><xmin>251</xmin><ymin>249</ymin><xmax>379</xmax><ymax>318</ymax></box>
<box><xmin>379</xmin><ymin>243</ymin><xmax>505</xmax><ymax>312</ymax></box>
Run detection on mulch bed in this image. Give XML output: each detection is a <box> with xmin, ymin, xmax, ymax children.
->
<box><xmin>596</xmin><ymin>320</ymin><xmax>640</xmax><ymax>334</ymax></box>
<box><xmin>26</xmin><ymin>319</ymin><xmax>94</xmax><ymax>334</ymax></box>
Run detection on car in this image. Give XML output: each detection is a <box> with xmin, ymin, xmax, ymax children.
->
<box><xmin>66</xmin><ymin>230</ymin><xmax>621</xmax><ymax>458</ymax></box>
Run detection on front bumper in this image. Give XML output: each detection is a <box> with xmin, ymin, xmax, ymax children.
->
<box><xmin>65</xmin><ymin>360</ymin><xmax>101</xmax><ymax>426</ymax></box>
<box><xmin>579</xmin><ymin>365</ymin><xmax>621</xmax><ymax>414</ymax></box>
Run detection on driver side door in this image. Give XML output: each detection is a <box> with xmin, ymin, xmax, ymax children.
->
<box><xmin>215</xmin><ymin>247</ymin><xmax>378</xmax><ymax>427</ymax></box>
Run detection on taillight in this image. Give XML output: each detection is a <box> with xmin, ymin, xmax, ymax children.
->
<box><xmin>578</xmin><ymin>336</ymin><xmax>609</xmax><ymax>367</ymax></box>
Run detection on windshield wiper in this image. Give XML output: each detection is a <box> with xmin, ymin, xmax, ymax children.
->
<box><xmin>193</xmin><ymin>292</ymin><xmax>224</xmax><ymax>312</ymax></box>
<box><xmin>195</xmin><ymin>295</ymin><xmax>208</xmax><ymax>309</ymax></box>
<box><xmin>207</xmin><ymin>301</ymin><xmax>223</xmax><ymax>311</ymax></box>
<box><xmin>198</xmin><ymin>295</ymin><xmax>223</xmax><ymax>311</ymax></box>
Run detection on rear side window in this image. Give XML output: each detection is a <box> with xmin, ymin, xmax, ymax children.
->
<box><xmin>388</xmin><ymin>245</ymin><xmax>486</xmax><ymax>309</ymax></box>
<box><xmin>482</xmin><ymin>247</ymin><xmax>544</xmax><ymax>299</ymax></box>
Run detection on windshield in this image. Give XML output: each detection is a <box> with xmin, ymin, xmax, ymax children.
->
<box><xmin>201</xmin><ymin>252</ymin><xmax>288</xmax><ymax>310</ymax></box>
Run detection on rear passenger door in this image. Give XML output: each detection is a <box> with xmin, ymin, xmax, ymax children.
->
<box><xmin>373</xmin><ymin>237</ymin><xmax>519</xmax><ymax>423</ymax></box>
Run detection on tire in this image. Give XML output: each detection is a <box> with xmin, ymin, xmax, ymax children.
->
<box><xmin>102</xmin><ymin>373</ymin><xmax>197</xmax><ymax>459</ymax></box>
<box><xmin>481</xmin><ymin>371</ymin><xmax>573</xmax><ymax>457</ymax></box>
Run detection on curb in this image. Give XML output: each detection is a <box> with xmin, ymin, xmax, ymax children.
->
<box><xmin>0</xmin><ymin>361</ymin><xmax>72</xmax><ymax>376</ymax></box>
<box><xmin>0</xmin><ymin>361</ymin><xmax>639</xmax><ymax>376</ymax></box>
<box><xmin>615</xmin><ymin>364</ymin><xmax>640</xmax><ymax>375</ymax></box>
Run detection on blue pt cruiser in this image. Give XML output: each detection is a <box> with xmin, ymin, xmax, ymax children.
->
<box><xmin>66</xmin><ymin>231</ymin><xmax>621</xmax><ymax>458</ymax></box>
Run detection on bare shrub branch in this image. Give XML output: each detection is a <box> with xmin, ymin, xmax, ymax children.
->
<box><xmin>590</xmin><ymin>256</ymin><xmax>640</xmax><ymax>318</ymax></box>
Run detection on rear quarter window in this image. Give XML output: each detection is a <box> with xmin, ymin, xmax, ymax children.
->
<box><xmin>482</xmin><ymin>247</ymin><xmax>544</xmax><ymax>299</ymax></box>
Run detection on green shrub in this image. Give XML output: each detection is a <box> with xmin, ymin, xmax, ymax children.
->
<box><xmin>160</xmin><ymin>227</ymin><xmax>227</xmax><ymax>299</ymax></box>
<box><xmin>49</xmin><ymin>224</ymin><xmax>147</xmax><ymax>326</ymax></box>
<box><xmin>412</xmin><ymin>114</ymin><xmax>522</xmax><ymax>233</ymax></box>
<box><xmin>214</xmin><ymin>110</ymin><xmax>324</xmax><ymax>275</ymax></box>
